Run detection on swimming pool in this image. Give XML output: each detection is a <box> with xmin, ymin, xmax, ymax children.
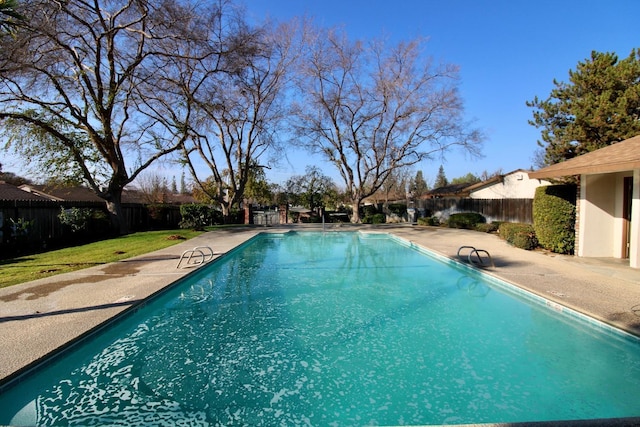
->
<box><xmin>1</xmin><ymin>231</ymin><xmax>640</xmax><ymax>425</ymax></box>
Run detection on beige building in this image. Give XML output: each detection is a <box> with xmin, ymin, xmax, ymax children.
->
<box><xmin>529</xmin><ymin>135</ymin><xmax>640</xmax><ymax>269</ymax></box>
<box><xmin>466</xmin><ymin>169</ymin><xmax>550</xmax><ymax>199</ymax></box>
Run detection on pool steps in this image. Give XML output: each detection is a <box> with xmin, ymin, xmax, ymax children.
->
<box><xmin>176</xmin><ymin>246</ymin><xmax>214</xmax><ymax>268</ymax></box>
<box><xmin>457</xmin><ymin>245</ymin><xmax>495</xmax><ymax>268</ymax></box>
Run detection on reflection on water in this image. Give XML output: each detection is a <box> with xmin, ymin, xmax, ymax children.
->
<box><xmin>1</xmin><ymin>232</ymin><xmax>640</xmax><ymax>426</ymax></box>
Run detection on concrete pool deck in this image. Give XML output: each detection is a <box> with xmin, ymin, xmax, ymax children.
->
<box><xmin>1</xmin><ymin>224</ymin><xmax>640</xmax><ymax>426</ymax></box>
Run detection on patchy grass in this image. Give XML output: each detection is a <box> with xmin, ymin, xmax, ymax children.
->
<box><xmin>0</xmin><ymin>229</ymin><xmax>203</xmax><ymax>289</ymax></box>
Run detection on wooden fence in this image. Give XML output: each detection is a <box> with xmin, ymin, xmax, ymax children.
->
<box><xmin>414</xmin><ymin>198</ymin><xmax>534</xmax><ymax>224</ymax></box>
<box><xmin>0</xmin><ymin>200</ymin><xmax>182</xmax><ymax>257</ymax></box>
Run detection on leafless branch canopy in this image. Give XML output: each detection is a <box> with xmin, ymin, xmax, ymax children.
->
<box><xmin>0</xmin><ymin>0</ymin><xmax>266</xmax><ymax>230</ymax></box>
<box><xmin>175</xmin><ymin>17</ymin><xmax>306</xmax><ymax>218</ymax></box>
<box><xmin>291</xmin><ymin>27</ymin><xmax>483</xmax><ymax>221</ymax></box>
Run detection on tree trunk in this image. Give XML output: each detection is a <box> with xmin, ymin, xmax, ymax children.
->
<box><xmin>220</xmin><ymin>201</ymin><xmax>233</xmax><ymax>224</ymax></box>
<box><xmin>351</xmin><ymin>196</ymin><xmax>363</xmax><ymax>223</ymax></box>
<box><xmin>104</xmin><ymin>189</ymin><xmax>128</xmax><ymax>235</ymax></box>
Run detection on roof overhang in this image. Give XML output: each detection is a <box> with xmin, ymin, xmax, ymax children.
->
<box><xmin>528</xmin><ymin>135</ymin><xmax>640</xmax><ymax>179</ymax></box>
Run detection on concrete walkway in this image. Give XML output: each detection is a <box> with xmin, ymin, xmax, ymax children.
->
<box><xmin>1</xmin><ymin>224</ymin><xmax>639</xmax><ymax>424</ymax></box>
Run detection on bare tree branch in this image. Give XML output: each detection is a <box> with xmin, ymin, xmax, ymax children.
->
<box><xmin>292</xmin><ymin>27</ymin><xmax>484</xmax><ymax>222</ymax></box>
<box><xmin>0</xmin><ymin>0</ymin><xmax>245</xmax><ymax>233</ymax></box>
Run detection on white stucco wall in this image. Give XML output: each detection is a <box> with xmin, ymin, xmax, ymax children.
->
<box><xmin>469</xmin><ymin>172</ymin><xmax>550</xmax><ymax>199</ymax></box>
<box><xmin>577</xmin><ymin>171</ymin><xmax>639</xmax><ymax>265</ymax></box>
<box><xmin>630</xmin><ymin>170</ymin><xmax>640</xmax><ymax>268</ymax></box>
<box><xmin>578</xmin><ymin>174</ymin><xmax>617</xmax><ymax>257</ymax></box>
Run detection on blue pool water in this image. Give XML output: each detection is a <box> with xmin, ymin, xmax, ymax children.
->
<box><xmin>1</xmin><ymin>231</ymin><xmax>640</xmax><ymax>426</ymax></box>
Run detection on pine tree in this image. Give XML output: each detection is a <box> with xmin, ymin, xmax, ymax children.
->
<box><xmin>528</xmin><ymin>49</ymin><xmax>640</xmax><ymax>166</ymax></box>
<box><xmin>434</xmin><ymin>165</ymin><xmax>448</xmax><ymax>188</ymax></box>
<box><xmin>411</xmin><ymin>170</ymin><xmax>429</xmax><ymax>197</ymax></box>
<box><xmin>180</xmin><ymin>172</ymin><xmax>188</xmax><ymax>194</ymax></box>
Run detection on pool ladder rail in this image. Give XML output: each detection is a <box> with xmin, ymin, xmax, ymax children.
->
<box><xmin>457</xmin><ymin>246</ymin><xmax>495</xmax><ymax>269</ymax></box>
<box><xmin>176</xmin><ymin>246</ymin><xmax>215</xmax><ymax>269</ymax></box>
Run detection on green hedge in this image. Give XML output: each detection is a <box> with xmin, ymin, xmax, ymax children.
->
<box><xmin>498</xmin><ymin>222</ymin><xmax>538</xmax><ymax>250</ymax></box>
<box><xmin>533</xmin><ymin>185</ymin><xmax>576</xmax><ymax>254</ymax></box>
<box><xmin>387</xmin><ymin>203</ymin><xmax>407</xmax><ymax>216</ymax></box>
<box><xmin>418</xmin><ymin>216</ymin><xmax>440</xmax><ymax>226</ymax></box>
<box><xmin>448</xmin><ymin>212</ymin><xmax>486</xmax><ymax>229</ymax></box>
<box><xmin>361</xmin><ymin>204</ymin><xmax>378</xmax><ymax>217</ymax></box>
<box><xmin>179</xmin><ymin>203</ymin><xmax>220</xmax><ymax>230</ymax></box>
<box><xmin>475</xmin><ymin>222</ymin><xmax>500</xmax><ymax>233</ymax></box>
<box><xmin>363</xmin><ymin>213</ymin><xmax>386</xmax><ymax>224</ymax></box>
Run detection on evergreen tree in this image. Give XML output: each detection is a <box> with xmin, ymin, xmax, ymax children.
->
<box><xmin>171</xmin><ymin>176</ymin><xmax>178</xmax><ymax>193</ymax></box>
<box><xmin>434</xmin><ymin>165</ymin><xmax>448</xmax><ymax>188</ymax></box>
<box><xmin>180</xmin><ymin>172</ymin><xmax>188</xmax><ymax>194</ymax></box>
<box><xmin>451</xmin><ymin>172</ymin><xmax>480</xmax><ymax>185</ymax></box>
<box><xmin>411</xmin><ymin>170</ymin><xmax>429</xmax><ymax>197</ymax></box>
<box><xmin>527</xmin><ymin>49</ymin><xmax>640</xmax><ymax>166</ymax></box>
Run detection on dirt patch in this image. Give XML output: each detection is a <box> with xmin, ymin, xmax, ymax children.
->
<box><xmin>167</xmin><ymin>234</ymin><xmax>186</xmax><ymax>240</ymax></box>
<box><xmin>0</xmin><ymin>261</ymin><xmax>146</xmax><ymax>302</ymax></box>
<box><xmin>100</xmin><ymin>262</ymin><xmax>141</xmax><ymax>276</ymax></box>
<box><xmin>0</xmin><ymin>275</ymin><xmax>108</xmax><ymax>302</ymax></box>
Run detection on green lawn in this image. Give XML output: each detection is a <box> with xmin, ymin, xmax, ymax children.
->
<box><xmin>0</xmin><ymin>229</ymin><xmax>204</xmax><ymax>289</ymax></box>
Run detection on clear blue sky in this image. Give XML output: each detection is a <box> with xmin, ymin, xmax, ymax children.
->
<box><xmin>246</xmin><ymin>0</ymin><xmax>640</xmax><ymax>185</ymax></box>
<box><xmin>2</xmin><ymin>0</ymin><xmax>638</xmax><ymax>188</ymax></box>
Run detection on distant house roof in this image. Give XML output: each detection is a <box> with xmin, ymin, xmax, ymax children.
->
<box><xmin>424</xmin><ymin>182</ymin><xmax>472</xmax><ymax>198</ymax></box>
<box><xmin>19</xmin><ymin>184</ymin><xmax>102</xmax><ymax>202</ymax></box>
<box><xmin>529</xmin><ymin>135</ymin><xmax>640</xmax><ymax>179</ymax></box>
<box><xmin>167</xmin><ymin>192</ymin><xmax>197</xmax><ymax>204</ymax></box>
<box><xmin>0</xmin><ymin>181</ymin><xmax>50</xmax><ymax>201</ymax></box>
<box><xmin>464</xmin><ymin>169</ymin><xmax>535</xmax><ymax>192</ymax></box>
<box><xmin>463</xmin><ymin>175</ymin><xmax>502</xmax><ymax>193</ymax></box>
<box><xmin>18</xmin><ymin>184</ymin><xmax>197</xmax><ymax>204</ymax></box>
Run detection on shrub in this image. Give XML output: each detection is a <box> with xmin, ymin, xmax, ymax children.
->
<box><xmin>417</xmin><ymin>216</ymin><xmax>440</xmax><ymax>226</ymax></box>
<box><xmin>9</xmin><ymin>217</ymin><xmax>34</xmax><ymax>238</ymax></box>
<box><xmin>179</xmin><ymin>203</ymin><xmax>216</xmax><ymax>230</ymax></box>
<box><xmin>498</xmin><ymin>222</ymin><xmax>538</xmax><ymax>250</ymax></box>
<box><xmin>371</xmin><ymin>213</ymin><xmax>386</xmax><ymax>224</ymax></box>
<box><xmin>475</xmin><ymin>222</ymin><xmax>499</xmax><ymax>233</ymax></box>
<box><xmin>533</xmin><ymin>185</ymin><xmax>576</xmax><ymax>254</ymax></box>
<box><xmin>58</xmin><ymin>207</ymin><xmax>93</xmax><ymax>232</ymax></box>
<box><xmin>387</xmin><ymin>203</ymin><xmax>407</xmax><ymax>217</ymax></box>
<box><xmin>448</xmin><ymin>212</ymin><xmax>486</xmax><ymax>229</ymax></box>
<box><xmin>361</xmin><ymin>204</ymin><xmax>378</xmax><ymax>218</ymax></box>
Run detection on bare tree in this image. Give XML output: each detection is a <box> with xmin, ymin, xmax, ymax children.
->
<box><xmin>135</xmin><ymin>171</ymin><xmax>169</xmax><ymax>205</ymax></box>
<box><xmin>175</xmin><ymin>15</ymin><xmax>304</xmax><ymax>222</ymax></box>
<box><xmin>0</xmin><ymin>0</ymin><xmax>240</xmax><ymax>233</ymax></box>
<box><xmin>370</xmin><ymin>166</ymin><xmax>411</xmax><ymax>205</ymax></box>
<box><xmin>292</xmin><ymin>28</ymin><xmax>483</xmax><ymax>222</ymax></box>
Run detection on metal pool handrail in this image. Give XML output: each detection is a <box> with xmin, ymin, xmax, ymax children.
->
<box><xmin>176</xmin><ymin>246</ymin><xmax>214</xmax><ymax>269</ymax></box>
<box><xmin>457</xmin><ymin>245</ymin><xmax>495</xmax><ymax>268</ymax></box>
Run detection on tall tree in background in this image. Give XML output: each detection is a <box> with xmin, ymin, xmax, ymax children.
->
<box><xmin>433</xmin><ymin>165</ymin><xmax>448</xmax><ymax>188</ymax></box>
<box><xmin>369</xmin><ymin>167</ymin><xmax>410</xmax><ymax>206</ymax></box>
<box><xmin>0</xmin><ymin>0</ymin><xmax>233</xmax><ymax>233</ymax></box>
<box><xmin>410</xmin><ymin>170</ymin><xmax>429</xmax><ymax>198</ymax></box>
<box><xmin>450</xmin><ymin>172</ymin><xmax>480</xmax><ymax>185</ymax></box>
<box><xmin>136</xmin><ymin>171</ymin><xmax>169</xmax><ymax>205</ymax></box>
<box><xmin>180</xmin><ymin>18</ymin><xmax>303</xmax><ymax>222</ymax></box>
<box><xmin>292</xmin><ymin>28</ymin><xmax>483</xmax><ymax>222</ymax></box>
<box><xmin>284</xmin><ymin>166</ymin><xmax>338</xmax><ymax>211</ymax></box>
<box><xmin>528</xmin><ymin>49</ymin><xmax>640</xmax><ymax>167</ymax></box>
<box><xmin>243</xmin><ymin>165</ymin><xmax>273</xmax><ymax>206</ymax></box>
